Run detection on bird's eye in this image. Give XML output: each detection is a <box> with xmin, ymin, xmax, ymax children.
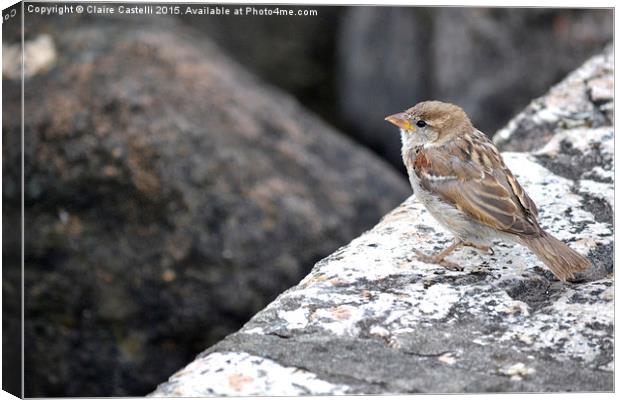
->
<box><xmin>416</xmin><ymin>120</ymin><xmax>427</xmax><ymax>128</ymax></box>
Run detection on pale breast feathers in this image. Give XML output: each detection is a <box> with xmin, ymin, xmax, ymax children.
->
<box><xmin>413</xmin><ymin>134</ymin><xmax>540</xmax><ymax>236</ymax></box>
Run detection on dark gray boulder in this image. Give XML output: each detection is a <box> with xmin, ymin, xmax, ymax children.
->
<box><xmin>3</xmin><ymin>14</ymin><xmax>409</xmax><ymax>396</ymax></box>
<box><xmin>178</xmin><ymin>7</ymin><xmax>344</xmax><ymax>125</ymax></box>
<box><xmin>151</xmin><ymin>47</ymin><xmax>613</xmax><ymax>396</ymax></box>
<box><xmin>336</xmin><ymin>7</ymin><xmax>434</xmax><ymax>163</ymax></box>
<box><xmin>337</xmin><ymin>8</ymin><xmax>612</xmax><ymax>167</ymax></box>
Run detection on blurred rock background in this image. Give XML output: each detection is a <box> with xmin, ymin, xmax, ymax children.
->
<box><xmin>2</xmin><ymin>5</ymin><xmax>612</xmax><ymax>397</ymax></box>
<box><xmin>4</xmin><ymin>12</ymin><xmax>408</xmax><ymax>397</ymax></box>
<box><xmin>186</xmin><ymin>7</ymin><xmax>612</xmax><ymax>167</ymax></box>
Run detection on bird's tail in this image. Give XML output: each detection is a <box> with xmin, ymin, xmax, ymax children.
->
<box><xmin>521</xmin><ymin>232</ymin><xmax>592</xmax><ymax>281</ymax></box>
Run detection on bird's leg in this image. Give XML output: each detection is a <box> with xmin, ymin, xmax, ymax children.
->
<box><xmin>463</xmin><ymin>242</ymin><xmax>495</xmax><ymax>255</ymax></box>
<box><xmin>414</xmin><ymin>239</ymin><xmax>464</xmax><ymax>271</ymax></box>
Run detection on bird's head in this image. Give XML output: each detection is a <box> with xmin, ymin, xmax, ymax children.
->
<box><xmin>385</xmin><ymin>101</ymin><xmax>474</xmax><ymax>147</ymax></box>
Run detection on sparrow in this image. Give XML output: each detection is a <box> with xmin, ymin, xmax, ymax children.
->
<box><xmin>385</xmin><ymin>100</ymin><xmax>592</xmax><ymax>281</ymax></box>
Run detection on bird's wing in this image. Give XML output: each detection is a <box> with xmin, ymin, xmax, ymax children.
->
<box><xmin>415</xmin><ymin>132</ymin><xmax>539</xmax><ymax>236</ymax></box>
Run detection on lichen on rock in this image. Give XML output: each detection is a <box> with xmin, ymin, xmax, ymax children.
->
<box><xmin>494</xmin><ymin>44</ymin><xmax>613</xmax><ymax>153</ymax></box>
<box><xmin>151</xmin><ymin>352</ymin><xmax>350</xmax><ymax>396</ymax></box>
<box><xmin>151</xmin><ymin>46</ymin><xmax>613</xmax><ymax>396</ymax></box>
<box><xmin>151</xmin><ymin>131</ymin><xmax>613</xmax><ymax>396</ymax></box>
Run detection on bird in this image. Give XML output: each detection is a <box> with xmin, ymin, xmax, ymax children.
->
<box><xmin>385</xmin><ymin>100</ymin><xmax>592</xmax><ymax>281</ymax></box>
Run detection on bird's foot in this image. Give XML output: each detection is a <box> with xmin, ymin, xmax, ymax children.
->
<box><xmin>413</xmin><ymin>249</ymin><xmax>464</xmax><ymax>271</ymax></box>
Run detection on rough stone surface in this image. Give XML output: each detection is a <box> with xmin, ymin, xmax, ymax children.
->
<box><xmin>3</xmin><ymin>15</ymin><xmax>409</xmax><ymax>396</ymax></box>
<box><xmin>152</xmin><ymin>152</ymin><xmax>614</xmax><ymax>395</ymax></box>
<box><xmin>337</xmin><ymin>8</ymin><xmax>612</xmax><ymax>167</ymax></box>
<box><xmin>152</xmin><ymin>48</ymin><xmax>614</xmax><ymax>395</ymax></box>
<box><xmin>495</xmin><ymin>44</ymin><xmax>613</xmax><ymax>152</ymax></box>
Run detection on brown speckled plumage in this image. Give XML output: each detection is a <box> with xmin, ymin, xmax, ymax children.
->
<box><xmin>386</xmin><ymin>100</ymin><xmax>591</xmax><ymax>281</ymax></box>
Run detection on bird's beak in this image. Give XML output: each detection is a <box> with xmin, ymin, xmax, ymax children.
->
<box><xmin>385</xmin><ymin>112</ymin><xmax>413</xmax><ymax>130</ymax></box>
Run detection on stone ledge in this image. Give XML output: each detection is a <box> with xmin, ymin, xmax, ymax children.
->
<box><xmin>150</xmin><ymin>47</ymin><xmax>614</xmax><ymax>396</ymax></box>
<box><xmin>151</xmin><ymin>150</ymin><xmax>613</xmax><ymax>395</ymax></box>
<box><xmin>494</xmin><ymin>44</ymin><xmax>613</xmax><ymax>152</ymax></box>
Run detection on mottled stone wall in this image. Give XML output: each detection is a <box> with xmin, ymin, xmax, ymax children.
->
<box><xmin>151</xmin><ymin>46</ymin><xmax>614</xmax><ymax>396</ymax></box>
